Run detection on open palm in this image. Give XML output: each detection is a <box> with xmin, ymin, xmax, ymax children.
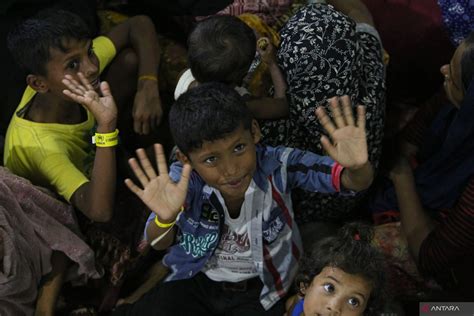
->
<box><xmin>125</xmin><ymin>144</ymin><xmax>191</xmax><ymax>222</ymax></box>
<box><xmin>62</xmin><ymin>72</ymin><xmax>117</xmax><ymax>126</ymax></box>
<box><xmin>316</xmin><ymin>96</ymin><xmax>368</xmax><ymax>169</ymax></box>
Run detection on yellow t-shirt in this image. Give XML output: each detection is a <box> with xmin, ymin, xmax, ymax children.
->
<box><xmin>3</xmin><ymin>36</ymin><xmax>116</xmax><ymax>202</ymax></box>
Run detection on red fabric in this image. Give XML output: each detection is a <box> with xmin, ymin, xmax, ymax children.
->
<box><xmin>362</xmin><ymin>0</ymin><xmax>455</xmax><ymax>104</ymax></box>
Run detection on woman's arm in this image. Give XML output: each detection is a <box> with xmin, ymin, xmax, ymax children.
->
<box><xmin>390</xmin><ymin>158</ymin><xmax>435</xmax><ymax>262</ymax></box>
<box><xmin>418</xmin><ymin>177</ymin><xmax>474</xmax><ymax>276</ymax></box>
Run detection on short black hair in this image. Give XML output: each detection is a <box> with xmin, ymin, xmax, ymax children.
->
<box><xmin>169</xmin><ymin>82</ymin><xmax>253</xmax><ymax>156</ymax></box>
<box><xmin>187</xmin><ymin>15</ymin><xmax>256</xmax><ymax>85</ymax></box>
<box><xmin>7</xmin><ymin>8</ymin><xmax>91</xmax><ymax>76</ymax></box>
<box><xmin>461</xmin><ymin>31</ymin><xmax>474</xmax><ymax>91</ymax></box>
<box><xmin>295</xmin><ymin>222</ymin><xmax>386</xmax><ymax>315</ymax></box>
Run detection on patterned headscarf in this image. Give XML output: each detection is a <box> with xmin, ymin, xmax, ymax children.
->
<box><xmin>438</xmin><ymin>0</ymin><xmax>474</xmax><ymax>46</ymax></box>
<box><xmin>261</xmin><ymin>4</ymin><xmax>385</xmax><ymax>222</ymax></box>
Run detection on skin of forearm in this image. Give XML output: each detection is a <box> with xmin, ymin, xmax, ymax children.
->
<box><xmin>74</xmin><ymin>121</ymin><xmax>117</xmax><ymax>222</ymax></box>
<box><xmin>392</xmin><ymin>172</ymin><xmax>435</xmax><ymax>262</ymax></box>
<box><xmin>341</xmin><ymin>161</ymin><xmax>374</xmax><ymax>191</ymax></box>
<box><xmin>146</xmin><ymin>223</ymin><xmax>176</xmax><ymax>250</ymax></box>
<box><xmin>35</xmin><ymin>251</ymin><xmax>69</xmax><ymax>316</ymax></box>
<box><xmin>128</xmin><ymin>16</ymin><xmax>161</xmax><ymax>79</ymax></box>
<box><xmin>245</xmin><ymin>63</ymin><xmax>288</xmax><ymax>119</ymax></box>
<box><xmin>268</xmin><ymin>63</ymin><xmax>287</xmax><ymax>99</ymax></box>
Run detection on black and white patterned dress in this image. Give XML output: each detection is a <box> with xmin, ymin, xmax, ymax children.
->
<box><xmin>261</xmin><ymin>4</ymin><xmax>386</xmax><ymax>223</ymax></box>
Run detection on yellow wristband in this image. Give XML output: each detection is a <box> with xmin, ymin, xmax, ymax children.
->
<box><xmin>153</xmin><ymin>206</ymin><xmax>184</xmax><ymax>228</ymax></box>
<box><xmin>154</xmin><ymin>216</ymin><xmax>176</xmax><ymax>228</ymax></box>
<box><xmin>92</xmin><ymin>129</ymin><xmax>119</xmax><ymax>147</ymax></box>
<box><xmin>138</xmin><ymin>75</ymin><xmax>158</xmax><ymax>82</ymax></box>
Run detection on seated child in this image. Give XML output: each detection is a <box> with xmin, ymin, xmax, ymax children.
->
<box><xmin>289</xmin><ymin>222</ymin><xmax>385</xmax><ymax>316</ymax></box>
<box><xmin>114</xmin><ymin>82</ymin><xmax>374</xmax><ymax>315</ymax></box>
<box><xmin>3</xmin><ymin>9</ymin><xmax>161</xmax><ymax>221</ymax></box>
<box><xmin>174</xmin><ymin>15</ymin><xmax>288</xmax><ymax>119</ymax></box>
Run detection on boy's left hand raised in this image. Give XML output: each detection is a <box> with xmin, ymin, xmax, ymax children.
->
<box><xmin>133</xmin><ymin>81</ymin><xmax>163</xmax><ymax>135</ymax></box>
<box><xmin>62</xmin><ymin>72</ymin><xmax>117</xmax><ymax>129</ymax></box>
<box><xmin>316</xmin><ymin>96</ymin><xmax>368</xmax><ymax>170</ymax></box>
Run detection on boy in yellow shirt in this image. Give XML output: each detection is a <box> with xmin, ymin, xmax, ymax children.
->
<box><xmin>4</xmin><ymin>9</ymin><xmax>161</xmax><ymax>222</ymax></box>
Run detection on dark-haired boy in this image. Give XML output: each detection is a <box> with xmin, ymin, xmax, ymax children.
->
<box><xmin>4</xmin><ymin>9</ymin><xmax>161</xmax><ymax>222</ymax></box>
<box><xmin>115</xmin><ymin>83</ymin><xmax>374</xmax><ymax>315</ymax></box>
<box><xmin>175</xmin><ymin>15</ymin><xmax>289</xmax><ymax>119</ymax></box>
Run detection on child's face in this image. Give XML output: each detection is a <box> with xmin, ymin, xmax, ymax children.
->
<box><xmin>303</xmin><ymin>266</ymin><xmax>372</xmax><ymax>316</ymax></box>
<box><xmin>182</xmin><ymin>121</ymin><xmax>261</xmax><ymax>203</ymax></box>
<box><xmin>37</xmin><ymin>38</ymin><xmax>100</xmax><ymax>99</ymax></box>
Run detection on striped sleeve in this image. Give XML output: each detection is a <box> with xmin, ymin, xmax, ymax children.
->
<box><xmin>418</xmin><ymin>176</ymin><xmax>474</xmax><ymax>277</ymax></box>
<box><xmin>284</xmin><ymin>147</ymin><xmax>341</xmax><ymax>194</ymax></box>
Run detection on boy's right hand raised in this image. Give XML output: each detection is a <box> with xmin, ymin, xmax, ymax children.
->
<box><xmin>62</xmin><ymin>72</ymin><xmax>117</xmax><ymax>130</ymax></box>
<box><xmin>125</xmin><ymin>144</ymin><xmax>192</xmax><ymax>223</ymax></box>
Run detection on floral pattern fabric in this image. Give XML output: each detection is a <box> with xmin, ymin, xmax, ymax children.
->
<box><xmin>261</xmin><ymin>4</ymin><xmax>385</xmax><ymax>222</ymax></box>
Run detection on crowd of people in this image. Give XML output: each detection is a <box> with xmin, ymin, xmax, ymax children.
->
<box><xmin>0</xmin><ymin>0</ymin><xmax>472</xmax><ymax>315</ymax></box>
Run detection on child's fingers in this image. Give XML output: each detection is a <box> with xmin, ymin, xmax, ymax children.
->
<box><xmin>64</xmin><ymin>75</ymin><xmax>87</xmax><ymax>94</ymax></box>
<box><xmin>62</xmin><ymin>89</ymin><xmax>84</xmax><ymax>103</ymax></box>
<box><xmin>328</xmin><ymin>97</ymin><xmax>346</xmax><ymax>128</ymax></box>
<box><xmin>136</xmin><ymin>148</ymin><xmax>157</xmax><ymax>179</ymax></box>
<box><xmin>154</xmin><ymin>144</ymin><xmax>169</xmax><ymax>176</ymax></box>
<box><xmin>77</xmin><ymin>72</ymin><xmax>95</xmax><ymax>91</ymax></box>
<box><xmin>315</xmin><ymin>106</ymin><xmax>336</xmax><ymax>135</ymax></box>
<box><xmin>177</xmin><ymin>163</ymin><xmax>192</xmax><ymax>192</ymax></box>
<box><xmin>128</xmin><ymin>158</ymin><xmax>149</xmax><ymax>187</ymax></box>
<box><xmin>320</xmin><ymin>135</ymin><xmax>338</xmax><ymax>161</ymax></box>
<box><xmin>100</xmin><ymin>81</ymin><xmax>112</xmax><ymax>98</ymax></box>
<box><xmin>142</xmin><ymin>120</ymin><xmax>150</xmax><ymax>136</ymax></box>
<box><xmin>62</xmin><ymin>78</ymin><xmax>86</xmax><ymax>96</ymax></box>
<box><xmin>124</xmin><ymin>178</ymin><xmax>143</xmax><ymax>197</ymax></box>
<box><xmin>341</xmin><ymin>95</ymin><xmax>355</xmax><ymax>126</ymax></box>
<box><xmin>356</xmin><ymin>105</ymin><xmax>366</xmax><ymax>130</ymax></box>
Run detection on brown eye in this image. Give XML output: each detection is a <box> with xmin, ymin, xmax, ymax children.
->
<box><xmin>348</xmin><ymin>297</ymin><xmax>360</xmax><ymax>307</ymax></box>
<box><xmin>323</xmin><ymin>283</ymin><xmax>335</xmax><ymax>293</ymax></box>
<box><xmin>67</xmin><ymin>60</ymin><xmax>79</xmax><ymax>70</ymax></box>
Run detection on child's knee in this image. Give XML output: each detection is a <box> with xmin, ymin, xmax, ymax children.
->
<box><xmin>116</xmin><ymin>48</ymin><xmax>138</xmax><ymax>76</ymax></box>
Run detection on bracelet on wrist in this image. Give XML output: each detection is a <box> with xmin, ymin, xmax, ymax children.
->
<box><xmin>154</xmin><ymin>216</ymin><xmax>176</xmax><ymax>228</ymax></box>
<box><xmin>138</xmin><ymin>74</ymin><xmax>158</xmax><ymax>82</ymax></box>
<box><xmin>153</xmin><ymin>206</ymin><xmax>184</xmax><ymax>228</ymax></box>
<box><xmin>92</xmin><ymin>129</ymin><xmax>119</xmax><ymax>147</ymax></box>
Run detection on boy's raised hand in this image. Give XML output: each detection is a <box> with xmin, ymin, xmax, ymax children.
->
<box><xmin>125</xmin><ymin>144</ymin><xmax>192</xmax><ymax>223</ymax></box>
<box><xmin>316</xmin><ymin>96</ymin><xmax>368</xmax><ymax>169</ymax></box>
<box><xmin>62</xmin><ymin>72</ymin><xmax>117</xmax><ymax>128</ymax></box>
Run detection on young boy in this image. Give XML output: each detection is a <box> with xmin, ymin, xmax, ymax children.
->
<box><xmin>174</xmin><ymin>15</ymin><xmax>289</xmax><ymax>119</ymax></box>
<box><xmin>115</xmin><ymin>82</ymin><xmax>374</xmax><ymax>315</ymax></box>
<box><xmin>3</xmin><ymin>9</ymin><xmax>161</xmax><ymax>222</ymax></box>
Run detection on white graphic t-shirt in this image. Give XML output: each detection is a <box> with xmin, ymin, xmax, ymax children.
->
<box><xmin>203</xmin><ymin>185</ymin><xmax>258</xmax><ymax>282</ymax></box>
